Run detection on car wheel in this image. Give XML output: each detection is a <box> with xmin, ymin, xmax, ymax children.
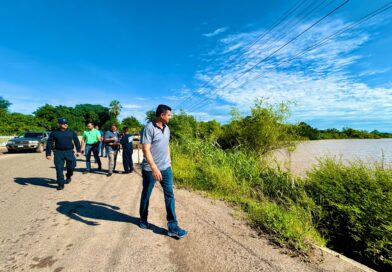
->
<box><xmin>36</xmin><ymin>144</ymin><xmax>44</xmax><ymax>153</ymax></box>
<box><xmin>7</xmin><ymin>149</ymin><xmax>15</xmax><ymax>153</ymax></box>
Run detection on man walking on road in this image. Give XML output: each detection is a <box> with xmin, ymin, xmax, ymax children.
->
<box><xmin>139</xmin><ymin>104</ymin><xmax>187</xmax><ymax>238</ymax></box>
<box><xmin>104</xmin><ymin>123</ymin><xmax>120</xmax><ymax>177</ymax></box>
<box><xmin>81</xmin><ymin>122</ymin><xmax>102</xmax><ymax>174</ymax></box>
<box><xmin>46</xmin><ymin>118</ymin><xmax>81</xmax><ymax>190</ymax></box>
<box><xmin>120</xmin><ymin>126</ymin><xmax>134</xmax><ymax>174</ymax></box>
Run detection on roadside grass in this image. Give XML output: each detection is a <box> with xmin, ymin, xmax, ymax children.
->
<box><xmin>171</xmin><ymin>138</ymin><xmax>325</xmax><ymax>253</ymax></box>
<box><xmin>171</xmin><ymin>138</ymin><xmax>392</xmax><ymax>270</ymax></box>
<box><xmin>305</xmin><ymin>158</ymin><xmax>392</xmax><ymax>270</ymax></box>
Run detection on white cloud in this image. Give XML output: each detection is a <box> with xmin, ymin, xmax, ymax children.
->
<box><xmin>122</xmin><ymin>104</ymin><xmax>142</xmax><ymax>109</ymax></box>
<box><xmin>119</xmin><ymin>108</ymin><xmax>146</xmax><ymax>122</ymax></box>
<box><xmin>203</xmin><ymin>27</ymin><xmax>229</xmax><ymax>38</ymax></box>
<box><xmin>358</xmin><ymin>68</ymin><xmax>390</xmax><ymax>77</ymax></box>
<box><xmin>185</xmin><ymin>16</ymin><xmax>392</xmax><ymax>131</ymax></box>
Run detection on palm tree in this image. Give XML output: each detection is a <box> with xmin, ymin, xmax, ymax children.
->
<box><xmin>145</xmin><ymin>110</ymin><xmax>156</xmax><ymax>122</ymax></box>
<box><xmin>109</xmin><ymin>100</ymin><xmax>122</xmax><ymax>119</ymax></box>
<box><xmin>0</xmin><ymin>96</ymin><xmax>11</xmax><ymax>115</ymax></box>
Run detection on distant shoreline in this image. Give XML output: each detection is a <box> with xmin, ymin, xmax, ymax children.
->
<box><xmin>308</xmin><ymin>137</ymin><xmax>392</xmax><ymax>141</ymax></box>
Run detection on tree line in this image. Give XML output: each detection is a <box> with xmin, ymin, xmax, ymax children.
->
<box><xmin>296</xmin><ymin>121</ymin><xmax>392</xmax><ymax>140</ymax></box>
<box><xmin>0</xmin><ymin>97</ymin><xmax>142</xmax><ymax>135</ymax></box>
<box><xmin>1</xmin><ymin>96</ymin><xmax>391</xmax><ymax>141</ymax></box>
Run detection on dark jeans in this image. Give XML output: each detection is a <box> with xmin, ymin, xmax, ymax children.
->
<box><xmin>139</xmin><ymin>167</ymin><xmax>178</xmax><ymax>231</ymax></box>
<box><xmin>54</xmin><ymin>150</ymin><xmax>76</xmax><ymax>184</ymax></box>
<box><xmin>85</xmin><ymin>144</ymin><xmax>101</xmax><ymax>170</ymax></box>
<box><xmin>122</xmin><ymin>147</ymin><xmax>133</xmax><ymax>172</ymax></box>
<box><xmin>97</xmin><ymin>141</ymin><xmax>102</xmax><ymax>158</ymax></box>
<box><xmin>99</xmin><ymin>141</ymin><xmax>107</xmax><ymax>157</ymax></box>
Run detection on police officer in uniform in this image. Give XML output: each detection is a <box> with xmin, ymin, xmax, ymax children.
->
<box><xmin>120</xmin><ymin>126</ymin><xmax>134</xmax><ymax>173</ymax></box>
<box><xmin>46</xmin><ymin>118</ymin><xmax>81</xmax><ymax>190</ymax></box>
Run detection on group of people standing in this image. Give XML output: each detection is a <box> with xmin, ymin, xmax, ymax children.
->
<box><xmin>46</xmin><ymin>121</ymin><xmax>134</xmax><ymax>190</ymax></box>
<box><xmin>80</xmin><ymin>123</ymin><xmax>134</xmax><ymax>177</ymax></box>
<box><xmin>45</xmin><ymin>104</ymin><xmax>187</xmax><ymax>239</ymax></box>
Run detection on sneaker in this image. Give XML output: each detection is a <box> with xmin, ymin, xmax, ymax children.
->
<box><xmin>65</xmin><ymin>177</ymin><xmax>72</xmax><ymax>184</ymax></box>
<box><xmin>168</xmin><ymin>227</ymin><xmax>188</xmax><ymax>238</ymax></box>
<box><xmin>57</xmin><ymin>183</ymin><xmax>64</xmax><ymax>190</ymax></box>
<box><xmin>83</xmin><ymin>170</ymin><xmax>90</xmax><ymax>175</ymax></box>
<box><xmin>139</xmin><ymin>220</ymin><xmax>149</xmax><ymax>229</ymax></box>
<box><xmin>107</xmin><ymin>173</ymin><xmax>112</xmax><ymax>177</ymax></box>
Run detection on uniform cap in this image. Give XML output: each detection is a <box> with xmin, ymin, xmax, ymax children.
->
<box><xmin>58</xmin><ymin>118</ymin><xmax>68</xmax><ymax>124</ymax></box>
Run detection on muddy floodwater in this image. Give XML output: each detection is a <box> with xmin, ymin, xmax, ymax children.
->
<box><xmin>273</xmin><ymin>138</ymin><xmax>392</xmax><ymax>176</ymax></box>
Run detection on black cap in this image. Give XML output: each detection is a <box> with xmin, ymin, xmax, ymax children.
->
<box><xmin>58</xmin><ymin>118</ymin><xmax>68</xmax><ymax>124</ymax></box>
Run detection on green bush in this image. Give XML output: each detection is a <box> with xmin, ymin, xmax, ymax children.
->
<box><xmin>170</xmin><ymin>110</ymin><xmax>198</xmax><ymax>140</ymax></box>
<box><xmin>305</xmin><ymin>159</ymin><xmax>392</xmax><ymax>269</ymax></box>
<box><xmin>171</xmin><ymin>137</ymin><xmax>324</xmax><ymax>252</ymax></box>
<box><xmin>217</xmin><ymin>99</ymin><xmax>298</xmax><ymax>154</ymax></box>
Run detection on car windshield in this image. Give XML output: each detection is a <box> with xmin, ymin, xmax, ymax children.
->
<box><xmin>23</xmin><ymin>133</ymin><xmax>43</xmax><ymax>138</ymax></box>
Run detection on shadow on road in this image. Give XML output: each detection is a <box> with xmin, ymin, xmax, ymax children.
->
<box><xmin>14</xmin><ymin>177</ymin><xmax>58</xmax><ymax>189</ymax></box>
<box><xmin>5</xmin><ymin>149</ymin><xmax>42</xmax><ymax>154</ymax></box>
<box><xmin>72</xmin><ymin>167</ymin><xmax>108</xmax><ymax>175</ymax></box>
<box><xmin>48</xmin><ymin>167</ymin><xmax>108</xmax><ymax>175</ymax></box>
<box><xmin>56</xmin><ymin>200</ymin><xmax>167</xmax><ymax>236</ymax></box>
<box><xmin>76</xmin><ymin>156</ymin><xmax>106</xmax><ymax>162</ymax></box>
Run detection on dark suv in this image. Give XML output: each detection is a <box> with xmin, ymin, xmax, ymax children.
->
<box><xmin>6</xmin><ymin>131</ymin><xmax>50</xmax><ymax>153</ymax></box>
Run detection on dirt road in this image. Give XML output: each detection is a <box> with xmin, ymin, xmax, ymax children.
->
<box><xmin>0</xmin><ymin>152</ymin><xmax>366</xmax><ymax>271</ymax></box>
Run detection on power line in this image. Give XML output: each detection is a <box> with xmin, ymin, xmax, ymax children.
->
<box><xmin>242</xmin><ymin>1</ymin><xmax>392</xmax><ymax>90</ymax></box>
<box><xmin>186</xmin><ymin>0</ymin><xmax>350</xmax><ymax>113</ymax></box>
<box><xmin>186</xmin><ymin>0</ymin><xmax>350</xmax><ymax>112</ymax></box>
<box><xmin>190</xmin><ymin>1</ymin><xmax>392</xmax><ymax>114</ymax></box>
<box><xmin>174</xmin><ymin>0</ymin><xmax>309</xmax><ymax>110</ymax></box>
<box><xmin>178</xmin><ymin>0</ymin><xmax>340</xmax><ymax>112</ymax></box>
<box><xmin>179</xmin><ymin>0</ymin><xmax>334</xmax><ymax>112</ymax></box>
<box><xmin>228</xmin><ymin>0</ymin><xmax>335</xmax><ymax>73</ymax></box>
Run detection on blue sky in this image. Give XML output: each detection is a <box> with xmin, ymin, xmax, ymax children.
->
<box><xmin>0</xmin><ymin>0</ymin><xmax>391</xmax><ymax>131</ymax></box>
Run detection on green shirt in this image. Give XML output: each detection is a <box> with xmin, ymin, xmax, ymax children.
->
<box><xmin>83</xmin><ymin>128</ymin><xmax>101</xmax><ymax>145</ymax></box>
